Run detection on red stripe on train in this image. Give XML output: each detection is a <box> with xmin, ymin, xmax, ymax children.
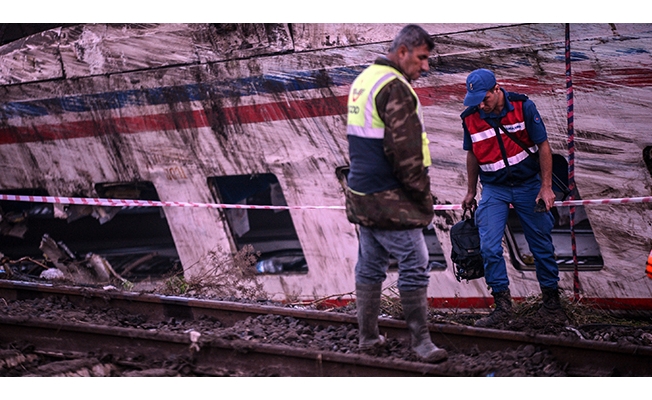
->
<box><xmin>0</xmin><ymin>96</ymin><xmax>350</xmax><ymax>145</ymax></box>
<box><xmin>2</xmin><ymin>68</ymin><xmax>652</xmax><ymax>146</ymax></box>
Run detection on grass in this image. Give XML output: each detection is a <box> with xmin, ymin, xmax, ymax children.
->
<box><xmin>155</xmin><ymin>244</ymin><xmax>268</xmax><ymax>300</ymax></box>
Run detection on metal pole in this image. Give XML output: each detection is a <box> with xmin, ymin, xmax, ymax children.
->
<box><xmin>566</xmin><ymin>23</ymin><xmax>582</xmax><ymax>301</ymax></box>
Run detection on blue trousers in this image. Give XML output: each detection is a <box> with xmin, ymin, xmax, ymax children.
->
<box><xmin>476</xmin><ymin>179</ymin><xmax>559</xmax><ymax>293</ymax></box>
<box><xmin>355</xmin><ymin>226</ymin><xmax>430</xmax><ymax>292</ymax></box>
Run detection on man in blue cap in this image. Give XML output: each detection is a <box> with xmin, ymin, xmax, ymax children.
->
<box><xmin>459</xmin><ymin>68</ymin><xmax>567</xmax><ymax>327</ymax></box>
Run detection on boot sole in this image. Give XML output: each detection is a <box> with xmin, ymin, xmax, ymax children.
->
<box><xmin>358</xmin><ymin>335</ymin><xmax>386</xmax><ymax>352</ymax></box>
<box><xmin>421</xmin><ymin>349</ymin><xmax>448</xmax><ymax>363</ymax></box>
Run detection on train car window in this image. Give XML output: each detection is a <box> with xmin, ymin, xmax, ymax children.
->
<box><xmin>505</xmin><ymin>154</ymin><xmax>604</xmax><ymax>271</ymax></box>
<box><xmin>207</xmin><ymin>174</ymin><xmax>308</xmax><ymax>275</ymax></box>
<box><xmin>0</xmin><ymin>183</ymin><xmax>181</xmax><ymax>281</ymax></box>
<box><xmin>93</xmin><ymin>182</ymin><xmax>181</xmax><ymax>280</ymax></box>
<box><xmin>644</xmin><ymin>146</ymin><xmax>652</xmax><ymax>178</ymax></box>
<box><xmin>334</xmin><ymin>165</ymin><xmax>447</xmax><ymax>272</ymax></box>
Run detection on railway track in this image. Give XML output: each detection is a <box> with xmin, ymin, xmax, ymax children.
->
<box><xmin>1</xmin><ymin>280</ymin><xmax>651</xmax><ymax>376</ymax></box>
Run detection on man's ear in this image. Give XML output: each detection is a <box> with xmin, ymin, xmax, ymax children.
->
<box><xmin>396</xmin><ymin>44</ymin><xmax>409</xmax><ymax>60</ymax></box>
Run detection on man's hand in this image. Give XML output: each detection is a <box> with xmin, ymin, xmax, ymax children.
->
<box><xmin>461</xmin><ymin>193</ymin><xmax>477</xmax><ymax>211</ymax></box>
<box><xmin>535</xmin><ymin>185</ymin><xmax>556</xmax><ymax>212</ymax></box>
<box><xmin>462</xmin><ymin>151</ymin><xmax>480</xmax><ymax>212</ymax></box>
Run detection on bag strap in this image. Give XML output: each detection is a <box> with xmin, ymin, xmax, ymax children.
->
<box><xmin>494</xmin><ymin>123</ymin><xmax>572</xmax><ymax>200</ymax></box>
<box><xmin>462</xmin><ymin>208</ymin><xmax>475</xmax><ymax>220</ymax></box>
<box><xmin>492</xmin><ymin>125</ymin><xmax>515</xmax><ymax>181</ymax></box>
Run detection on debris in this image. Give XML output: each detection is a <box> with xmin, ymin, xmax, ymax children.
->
<box><xmin>85</xmin><ymin>253</ymin><xmax>130</xmax><ymax>286</ymax></box>
<box><xmin>0</xmin><ymin>208</ymin><xmax>28</xmax><ymax>238</ymax></box>
<box><xmin>120</xmin><ymin>252</ymin><xmax>158</xmax><ymax>277</ymax></box>
<box><xmin>39</xmin><ymin>234</ymin><xmax>73</xmax><ymax>272</ymax></box>
<box><xmin>6</xmin><ymin>256</ymin><xmax>48</xmax><ymax>271</ymax></box>
<box><xmin>256</xmin><ymin>259</ymin><xmax>281</xmax><ymax>274</ymax></box>
<box><xmin>85</xmin><ymin>253</ymin><xmax>112</xmax><ymax>282</ymax></box>
<box><xmin>38</xmin><ymin>234</ymin><xmax>129</xmax><ymax>286</ymax></box>
<box><xmin>40</xmin><ymin>268</ymin><xmax>65</xmax><ymax>281</ymax></box>
<box><xmin>188</xmin><ymin>330</ymin><xmax>201</xmax><ymax>351</ymax></box>
<box><xmin>91</xmin><ymin>206</ymin><xmax>121</xmax><ymax>225</ymax></box>
<box><xmin>63</xmin><ymin>205</ymin><xmax>92</xmax><ymax>223</ymax></box>
<box><xmin>63</xmin><ymin>204</ymin><xmax>121</xmax><ymax>225</ymax></box>
<box><xmin>564</xmin><ymin>326</ymin><xmax>586</xmax><ymax>340</ymax></box>
<box><xmin>53</xmin><ymin>203</ymin><xmax>67</xmax><ymax>219</ymax></box>
<box><xmin>57</xmin><ymin>241</ymin><xmax>77</xmax><ymax>260</ymax></box>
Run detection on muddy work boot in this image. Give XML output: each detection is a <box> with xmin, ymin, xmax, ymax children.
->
<box><xmin>399</xmin><ymin>287</ymin><xmax>448</xmax><ymax>363</ymax></box>
<box><xmin>538</xmin><ymin>287</ymin><xmax>569</xmax><ymax>323</ymax></box>
<box><xmin>475</xmin><ymin>289</ymin><xmax>513</xmax><ymax>328</ymax></box>
<box><xmin>355</xmin><ymin>282</ymin><xmax>386</xmax><ymax>352</ymax></box>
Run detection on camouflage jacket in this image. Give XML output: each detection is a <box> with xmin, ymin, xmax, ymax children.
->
<box><xmin>345</xmin><ymin>58</ymin><xmax>434</xmax><ymax>230</ymax></box>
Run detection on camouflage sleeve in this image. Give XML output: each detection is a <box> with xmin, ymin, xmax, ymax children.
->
<box><xmin>376</xmin><ymin>79</ymin><xmax>431</xmax><ymax>202</ymax></box>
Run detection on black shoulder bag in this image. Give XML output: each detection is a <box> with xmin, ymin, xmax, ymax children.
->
<box><xmin>450</xmin><ymin>208</ymin><xmax>484</xmax><ymax>282</ymax></box>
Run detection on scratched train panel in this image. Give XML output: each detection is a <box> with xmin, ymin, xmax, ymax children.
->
<box><xmin>0</xmin><ymin>23</ymin><xmax>651</xmax><ymax>307</ymax></box>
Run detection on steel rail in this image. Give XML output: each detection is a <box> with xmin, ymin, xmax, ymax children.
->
<box><xmin>1</xmin><ymin>280</ymin><xmax>651</xmax><ymax>376</ymax></box>
<box><xmin>0</xmin><ymin>315</ymin><xmax>451</xmax><ymax>377</ymax></box>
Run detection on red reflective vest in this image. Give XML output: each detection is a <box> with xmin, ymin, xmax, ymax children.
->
<box><xmin>463</xmin><ymin>100</ymin><xmax>538</xmax><ymax>174</ymax></box>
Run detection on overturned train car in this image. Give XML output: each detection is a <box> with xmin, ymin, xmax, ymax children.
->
<box><xmin>0</xmin><ymin>23</ymin><xmax>651</xmax><ymax>308</ymax></box>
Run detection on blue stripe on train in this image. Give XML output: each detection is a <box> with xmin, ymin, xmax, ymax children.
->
<box><xmin>0</xmin><ymin>65</ymin><xmax>367</xmax><ymax>119</ymax></box>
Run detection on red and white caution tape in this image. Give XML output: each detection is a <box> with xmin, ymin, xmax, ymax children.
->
<box><xmin>554</xmin><ymin>196</ymin><xmax>652</xmax><ymax>207</ymax></box>
<box><xmin>0</xmin><ymin>194</ymin><xmax>342</xmax><ymax>210</ymax></box>
<box><xmin>0</xmin><ymin>194</ymin><xmax>650</xmax><ymax>211</ymax></box>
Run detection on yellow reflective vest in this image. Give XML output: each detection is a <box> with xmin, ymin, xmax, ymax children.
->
<box><xmin>346</xmin><ymin>64</ymin><xmax>431</xmax><ymax>168</ymax></box>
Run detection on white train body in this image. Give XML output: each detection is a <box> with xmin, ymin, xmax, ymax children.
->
<box><xmin>0</xmin><ymin>23</ymin><xmax>651</xmax><ymax>308</ymax></box>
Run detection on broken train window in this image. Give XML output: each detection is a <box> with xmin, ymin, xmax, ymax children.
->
<box><xmin>0</xmin><ymin>183</ymin><xmax>180</xmax><ymax>283</ymax></box>
<box><xmin>504</xmin><ymin>154</ymin><xmax>604</xmax><ymax>271</ymax></box>
<box><xmin>644</xmin><ymin>146</ymin><xmax>652</xmax><ymax>179</ymax></box>
<box><xmin>208</xmin><ymin>173</ymin><xmax>307</xmax><ymax>275</ymax></box>
<box><xmin>92</xmin><ymin>182</ymin><xmax>180</xmax><ymax>280</ymax></box>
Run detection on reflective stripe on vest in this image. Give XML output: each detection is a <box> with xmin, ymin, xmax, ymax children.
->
<box><xmin>347</xmin><ymin>64</ymin><xmax>431</xmax><ymax>167</ymax></box>
<box><xmin>646</xmin><ymin>249</ymin><xmax>652</xmax><ymax>279</ymax></box>
<box><xmin>463</xmin><ymin>101</ymin><xmax>536</xmax><ymax>173</ymax></box>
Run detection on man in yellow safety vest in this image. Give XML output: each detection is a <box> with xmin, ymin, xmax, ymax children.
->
<box><xmin>344</xmin><ymin>24</ymin><xmax>447</xmax><ymax>363</ymax></box>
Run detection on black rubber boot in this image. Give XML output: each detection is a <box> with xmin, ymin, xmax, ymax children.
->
<box><xmin>475</xmin><ymin>289</ymin><xmax>513</xmax><ymax>328</ymax></box>
<box><xmin>355</xmin><ymin>282</ymin><xmax>386</xmax><ymax>352</ymax></box>
<box><xmin>538</xmin><ymin>287</ymin><xmax>569</xmax><ymax>323</ymax></box>
<box><xmin>399</xmin><ymin>287</ymin><xmax>448</xmax><ymax>363</ymax></box>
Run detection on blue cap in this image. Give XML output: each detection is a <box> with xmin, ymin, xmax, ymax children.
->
<box><xmin>464</xmin><ymin>69</ymin><xmax>496</xmax><ymax>106</ymax></box>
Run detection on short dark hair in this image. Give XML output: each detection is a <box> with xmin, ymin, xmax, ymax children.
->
<box><xmin>389</xmin><ymin>24</ymin><xmax>435</xmax><ymax>53</ymax></box>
